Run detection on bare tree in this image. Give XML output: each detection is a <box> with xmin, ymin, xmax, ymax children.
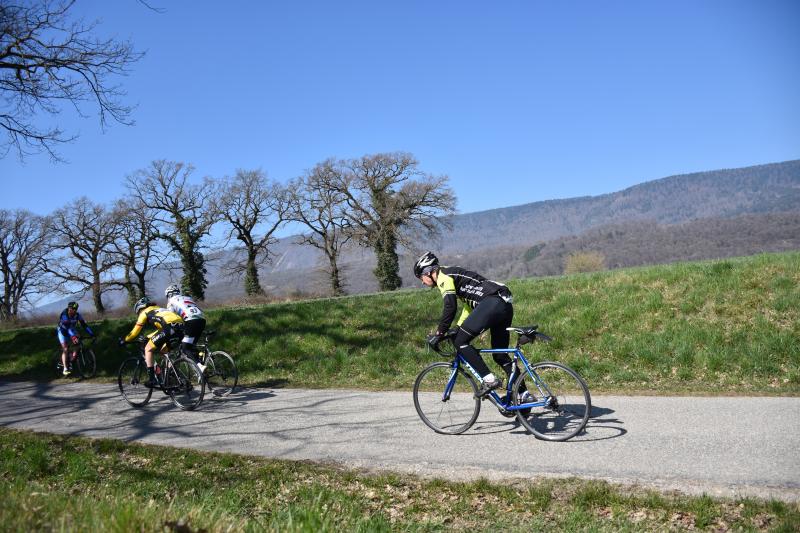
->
<box><xmin>44</xmin><ymin>197</ymin><xmax>120</xmax><ymax>313</ymax></box>
<box><xmin>0</xmin><ymin>209</ymin><xmax>50</xmax><ymax>320</ymax></box>
<box><xmin>0</xmin><ymin>0</ymin><xmax>144</xmax><ymax>161</ymax></box>
<box><xmin>126</xmin><ymin>160</ymin><xmax>217</xmax><ymax>300</ymax></box>
<box><xmin>288</xmin><ymin>161</ymin><xmax>352</xmax><ymax>296</ymax></box>
<box><xmin>329</xmin><ymin>152</ymin><xmax>456</xmax><ymax>291</ymax></box>
<box><xmin>108</xmin><ymin>197</ymin><xmax>165</xmax><ymax>306</ymax></box>
<box><xmin>217</xmin><ymin>169</ymin><xmax>290</xmax><ymax>296</ymax></box>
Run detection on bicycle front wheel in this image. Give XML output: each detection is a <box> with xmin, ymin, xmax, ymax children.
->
<box><xmin>77</xmin><ymin>348</ymin><xmax>97</xmax><ymax>378</ymax></box>
<box><xmin>164</xmin><ymin>356</ymin><xmax>205</xmax><ymax>411</ymax></box>
<box><xmin>118</xmin><ymin>356</ymin><xmax>152</xmax><ymax>407</ymax></box>
<box><xmin>513</xmin><ymin>361</ymin><xmax>591</xmax><ymax>441</ymax></box>
<box><xmin>205</xmin><ymin>351</ymin><xmax>238</xmax><ymax>397</ymax></box>
<box><xmin>413</xmin><ymin>362</ymin><xmax>480</xmax><ymax>435</ymax></box>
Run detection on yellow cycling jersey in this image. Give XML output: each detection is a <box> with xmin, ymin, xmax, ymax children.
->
<box><xmin>123</xmin><ymin>305</ymin><xmax>184</xmax><ymax>343</ymax></box>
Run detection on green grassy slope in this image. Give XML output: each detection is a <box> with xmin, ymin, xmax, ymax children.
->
<box><xmin>1</xmin><ymin>252</ymin><xmax>798</xmax><ymax>394</ymax></box>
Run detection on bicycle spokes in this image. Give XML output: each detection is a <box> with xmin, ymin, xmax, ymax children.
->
<box><xmin>513</xmin><ymin>362</ymin><xmax>591</xmax><ymax>441</ymax></box>
<box><xmin>413</xmin><ymin>362</ymin><xmax>481</xmax><ymax>435</ymax></box>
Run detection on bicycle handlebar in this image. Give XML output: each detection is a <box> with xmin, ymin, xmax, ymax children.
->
<box><xmin>426</xmin><ymin>329</ymin><xmax>457</xmax><ymax>356</ymax></box>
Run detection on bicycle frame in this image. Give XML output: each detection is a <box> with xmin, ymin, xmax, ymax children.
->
<box><xmin>133</xmin><ymin>341</ymin><xmax>184</xmax><ymax>392</ymax></box>
<box><xmin>444</xmin><ymin>348</ymin><xmax>553</xmax><ymax>412</ymax></box>
<box><xmin>65</xmin><ymin>336</ymin><xmax>92</xmax><ymax>355</ymax></box>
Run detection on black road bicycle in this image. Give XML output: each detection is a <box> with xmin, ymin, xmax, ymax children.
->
<box><xmin>118</xmin><ymin>337</ymin><xmax>205</xmax><ymax>410</ymax></box>
<box><xmin>53</xmin><ymin>336</ymin><xmax>97</xmax><ymax>378</ymax></box>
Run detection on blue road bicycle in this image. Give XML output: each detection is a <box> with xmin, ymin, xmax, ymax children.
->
<box><xmin>413</xmin><ymin>326</ymin><xmax>591</xmax><ymax>441</ymax></box>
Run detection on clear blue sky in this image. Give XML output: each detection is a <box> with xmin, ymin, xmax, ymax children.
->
<box><xmin>1</xmin><ymin>0</ymin><xmax>798</xmax><ymax>227</ymax></box>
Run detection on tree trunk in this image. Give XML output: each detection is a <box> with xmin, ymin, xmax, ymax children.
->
<box><xmin>327</xmin><ymin>251</ymin><xmax>344</xmax><ymax>297</ymax></box>
<box><xmin>92</xmin><ymin>276</ymin><xmax>105</xmax><ymax>314</ymax></box>
<box><xmin>176</xmin><ymin>218</ymin><xmax>207</xmax><ymax>300</ymax></box>
<box><xmin>134</xmin><ymin>268</ymin><xmax>147</xmax><ymax>304</ymax></box>
<box><xmin>373</xmin><ymin>229</ymin><xmax>401</xmax><ymax>291</ymax></box>
<box><xmin>244</xmin><ymin>249</ymin><xmax>263</xmax><ymax>296</ymax></box>
<box><xmin>1</xmin><ymin>283</ymin><xmax>11</xmax><ymax>320</ymax></box>
<box><xmin>180</xmin><ymin>249</ymin><xmax>207</xmax><ymax>301</ymax></box>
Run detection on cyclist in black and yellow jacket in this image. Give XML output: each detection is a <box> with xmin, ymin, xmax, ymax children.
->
<box><xmin>414</xmin><ymin>251</ymin><xmax>523</xmax><ymax>397</ymax></box>
<box><xmin>118</xmin><ymin>296</ymin><xmax>184</xmax><ymax>387</ymax></box>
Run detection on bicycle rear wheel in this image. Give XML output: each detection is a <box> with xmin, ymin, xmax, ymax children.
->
<box><xmin>513</xmin><ymin>361</ymin><xmax>591</xmax><ymax>441</ymax></box>
<box><xmin>76</xmin><ymin>347</ymin><xmax>96</xmax><ymax>378</ymax></box>
<box><xmin>205</xmin><ymin>351</ymin><xmax>238</xmax><ymax>397</ymax></box>
<box><xmin>413</xmin><ymin>362</ymin><xmax>480</xmax><ymax>435</ymax></box>
<box><xmin>118</xmin><ymin>356</ymin><xmax>152</xmax><ymax>407</ymax></box>
<box><xmin>164</xmin><ymin>356</ymin><xmax>205</xmax><ymax>411</ymax></box>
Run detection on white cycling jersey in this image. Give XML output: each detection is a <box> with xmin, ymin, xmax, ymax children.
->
<box><xmin>166</xmin><ymin>294</ymin><xmax>205</xmax><ymax>321</ymax></box>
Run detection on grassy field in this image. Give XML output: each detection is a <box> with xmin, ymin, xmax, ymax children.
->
<box><xmin>1</xmin><ymin>252</ymin><xmax>798</xmax><ymax>394</ymax></box>
<box><xmin>1</xmin><ymin>427</ymin><xmax>797</xmax><ymax>532</ymax></box>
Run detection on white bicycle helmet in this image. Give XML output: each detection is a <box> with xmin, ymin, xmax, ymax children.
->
<box><xmin>164</xmin><ymin>284</ymin><xmax>181</xmax><ymax>299</ymax></box>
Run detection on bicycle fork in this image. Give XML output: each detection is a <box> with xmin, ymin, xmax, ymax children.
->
<box><xmin>442</xmin><ymin>356</ymin><xmax>483</xmax><ymax>401</ymax></box>
<box><xmin>444</xmin><ymin>356</ymin><xmax>504</xmax><ymax>404</ymax></box>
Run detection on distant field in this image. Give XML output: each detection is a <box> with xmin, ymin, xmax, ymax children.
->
<box><xmin>1</xmin><ymin>252</ymin><xmax>798</xmax><ymax>395</ymax></box>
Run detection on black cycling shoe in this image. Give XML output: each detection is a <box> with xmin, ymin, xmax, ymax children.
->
<box><xmin>475</xmin><ymin>377</ymin><xmax>502</xmax><ymax>398</ymax></box>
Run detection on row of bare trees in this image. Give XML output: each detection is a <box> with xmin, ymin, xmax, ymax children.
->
<box><xmin>0</xmin><ymin>152</ymin><xmax>455</xmax><ymax>321</ymax></box>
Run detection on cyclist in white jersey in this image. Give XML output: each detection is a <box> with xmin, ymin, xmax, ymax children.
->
<box><xmin>164</xmin><ymin>284</ymin><xmax>206</xmax><ymax>361</ymax></box>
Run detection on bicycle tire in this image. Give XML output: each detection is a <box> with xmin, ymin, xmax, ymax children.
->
<box><xmin>164</xmin><ymin>356</ymin><xmax>205</xmax><ymax>411</ymax></box>
<box><xmin>205</xmin><ymin>350</ymin><xmax>238</xmax><ymax>397</ymax></box>
<box><xmin>413</xmin><ymin>361</ymin><xmax>481</xmax><ymax>435</ymax></box>
<box><xmin>118</xmin><ymin>356</ymin><xmax>152</xmax><ymax>407</ymax></box>
<box><xmin>77</xmin><ymin>347</ymin><xmax>97</xmax><ymax>378</ymax></box>
<box><xmin>512</xmin><ymin>361</ymin><xmax>591</xmax><ymax>441</ymax></box>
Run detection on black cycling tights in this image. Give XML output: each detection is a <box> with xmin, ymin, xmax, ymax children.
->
<box><xmin>453</xmin><ymin>295</ymin><xmax>514</xmax><ymax>379</ymax></box>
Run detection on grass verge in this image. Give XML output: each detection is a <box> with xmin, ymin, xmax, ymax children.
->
<box><xmin>1</xmin><ymin>427</ymin><xmax>798</xmax><ymax>532</ymax></box>
<box><xmin>1</xmin><ymin>252</ymin><xmax>798</xmax><ymax>394</ymax></box>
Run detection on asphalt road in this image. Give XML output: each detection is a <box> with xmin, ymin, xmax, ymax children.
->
<box><xmin>1</xmin><ymin>380</ymin><xmax>798</xmax><ymax>502</ymax></box>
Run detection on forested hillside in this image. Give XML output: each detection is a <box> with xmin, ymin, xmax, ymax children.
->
<box><xmin>434</xmin><ymin>160</ymin><xmax>800</xmax><ymax>253</ymax></box>
<box><xmin>459</xmin><ymin>212</ymin><xmax>800</xmax><ymax>279</ymax></box>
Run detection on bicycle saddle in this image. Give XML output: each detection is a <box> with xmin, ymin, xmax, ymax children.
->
<box><xmin>507</xmin><ymin>325</ymin><xmax>539</xmax><ymax>336</ymax></box>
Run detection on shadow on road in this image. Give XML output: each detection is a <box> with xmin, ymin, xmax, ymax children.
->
<box><xmin>455</xmin><ymin>403</ymin><xmax>627</xmax><ymax>442</ymax></box>
<box><xmin>580</xmin><ymin>404</ymin><xmax>627</xmax><ymax>441</ymax></box>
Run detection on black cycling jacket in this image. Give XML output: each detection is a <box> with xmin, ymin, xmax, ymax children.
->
<box><xmin>435</xmin><ymin>266</ymin><xmax>511</xmax><ymax>333</ymax></box>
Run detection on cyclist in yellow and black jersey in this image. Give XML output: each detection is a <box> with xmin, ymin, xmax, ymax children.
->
<box><xmin>118</xmin><ymin>296</ymin><xmax>184</xmax><ymax>387</ymax></box>
<box><xmin>414</xmin><ymin>251</ymin><xmax>521</xmax><ymax>397</ymax></box>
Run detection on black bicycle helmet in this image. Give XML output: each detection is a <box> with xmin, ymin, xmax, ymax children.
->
<box><xmin>413</xmin><ymin>251</ymin><xmax>439</xmax><ymax>278</ymax></box>
<box><xmin>66</xmin><ymin>301</ymin><xmax>79</xmax><ymax>310</ymax></box>
<box><xmin>133</xmin><ymin>296</ymin><xmax>151</xmax><ymax>315</ymax></box>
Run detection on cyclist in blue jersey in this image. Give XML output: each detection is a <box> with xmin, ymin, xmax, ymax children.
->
<box><xmin>56</xmin><ymin>302</ymin><xmax>95</xmax><ymax>376</ymax></box>
<box><xmin>414</xmin><ymin>251</ymin><xmax>529</xmax><ymax>400</ymax></box>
